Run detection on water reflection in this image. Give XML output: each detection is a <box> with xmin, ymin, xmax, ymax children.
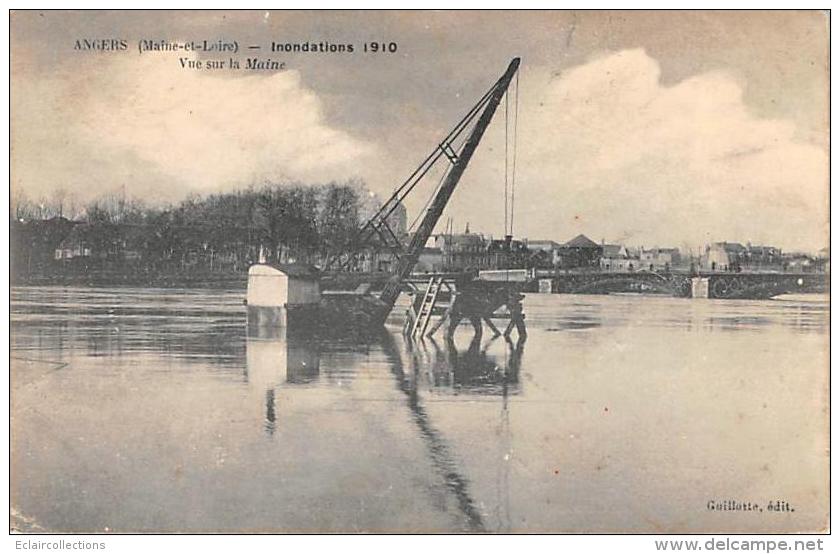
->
<box><xmin>264</xmin><ymin>389</ymin><xmax>276</xmax><ymax>435</ymax></box>
<box><xmin>676</xmin><ymin>297</ymin><xmax>830</xmax><ymax>334</ymax></box>
<box><xmin>245</xmin><ymin>326</ymin><xmax>322</xmax><ymax>435</ymax></box>
<box><xmin>11</xmin><ymin>286</ymin><xmax>247</xmax><ymax>371</ymax></box>
<box><xmin>10</xmin><ymin>287</ymin><xmax>829</xmax><ymax>533</ymax></box>
<box><xmin>380</xmin><ymin>331</ymin><xmax>487</xmax><ymax>532</ymax></box>
<box><xmin>245</xmin><ymin>326</ymin><xmax>321</xmax><ymax>386</ymax></box>
<box><xmin>442</xmin><ymin>335</ymin><xmax>523</xmax><ymax>395</ymax></box>
<box><xmin>241</xmin><ymin>326</ymin><xmax>522</xmax><ymax>530</ymax></box>
<box><xmin>528</xmin><ymin>293</ymin><xmax>829</xmax><ymax>336</ymax></box>
<box><xmin>400</xmin><ymin>334</ymin><xmax>526</xmax><ymax>396</ymax></box>
<box><xmin>400</xmin><ymin>334</ymin><xmax>521</xmax><ymax>531</ymax></box>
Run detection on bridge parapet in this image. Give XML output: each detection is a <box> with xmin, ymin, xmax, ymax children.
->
<box><xmin>701</xmin><ymin>273</ymin><xmax>827</xmax><ymax>299</ymax></box>
<box><xmin>543</xmin><ymin>271</ymin><xmax>827</xmax><ymax>299</ymax></box>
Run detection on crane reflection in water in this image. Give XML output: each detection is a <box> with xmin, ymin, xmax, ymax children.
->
<box><xmin>407</xmin><ymin>334</ymin><xmax>524</xmax><ymax>396</ymax></box>
<box><xmin>381</xmin><ymin>331</ymin><xmax>522</xmax><ymax>532</ymax></box>
<box><xmin>245</xmin><ymin>328</ymin><xmax>525</xmax><ymax>432</ymax></box>
<box><xmin>243</xmin><ymin>327</ymin><xmax>524</xmax><ymax>531</ymax></box>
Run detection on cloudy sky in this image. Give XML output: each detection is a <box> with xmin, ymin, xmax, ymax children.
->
<box><xmin>11</xmin><ymin>10</ymin><xmax>828</xmax><ymax>250</ymax></box>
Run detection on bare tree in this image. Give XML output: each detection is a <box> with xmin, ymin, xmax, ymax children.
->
<box><xmin>10</xmin><ymin>189</ymin><xmax>35</xmax><ymax>221</ymax></box>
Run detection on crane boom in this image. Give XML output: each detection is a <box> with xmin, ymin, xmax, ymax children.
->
<box><xmin>376</xmin><ymin>57</ymin><xmax>521</xmax><ymax>317</ymax></box>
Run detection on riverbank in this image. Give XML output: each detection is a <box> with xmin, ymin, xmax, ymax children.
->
<box><xmin>12</xmin><ymin>269</ymin><xmax>396</xmax><ymax>291</ymax></box>
<box><xmin>12</xmin><ymin>271</ymin><xmax>248</xmax><ymax>289</ymax></box>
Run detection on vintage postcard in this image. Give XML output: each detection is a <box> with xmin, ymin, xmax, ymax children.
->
<box><xmin>9</xmin><ymin>10</ymin><xmax>829</xmax><ymax>535</ymax></box>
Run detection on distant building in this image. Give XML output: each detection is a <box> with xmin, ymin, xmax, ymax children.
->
<box><xmin>704</xmin><ymin>242</ymin><xmax>747</xmax><ymax>272</ymax></box>
<box><xmin>11</xmin><ymin>216</ymin><xmax>76</xmax><ymax>278</ymax></box>
<box><xmin>781</xmin><ymin>252</ymin><xmax>825</xmax><ymax>273</ymax></box>
<box><xmin>52</xmin><ymin>222</ymin><xmax>261</xmax><ymax>273</ymax></box>
<box><xmin>640</xmin><ymin>247</ymin><xmax>681</xmax><ymax>272</ymax></box>
<box><xmin>416</xmin><ymin>247</ymin><xmax>444</xmax><ymax>273</ymax></box>
<box><xmin>352</xmin><ymin>246</ymin><xmax>402</xmax><ymax>273</ymax></box>
<box><xmin>487</xmin><ymin>236</ymin><xmax>530</xmax><ymax>269</ymax></box>
<box><xmin>527</xmin><ymin>239</ymin><xmax>562</xmax><ymax>253</ymax></box>
<box><xmin>527</xmin><ymin>239</ymin><xmax>562</xmax><ymax>269</ymax></box>
<box><xmin>555</xmin><ymin>234</ymin><xmax>602</xmax><ymax>270</ymax></box>
<box><xmin>816</xmin><ymin>247</ymin><xmax>830</xmax><ymax>273</ymax></box>
<box><xmin>426</xmin><ymin>231</ymin><xmax>542</xmax><ymax>271</ymax></box>
<box><xmin>57</xmin><ymin>222</ymin><xmax>120</xmax><ymax>261</ymax></box>
<box><xmin>386</xmin><ymin>202</ymin><xmax>408</xmax><ymax>237</ymax></box>
<box><xmin>434</xmin><ymin>230</ymin><xmax>489</xmax><ymax>270</ymax></box>
<box><xmin>742</xmin><ymin>243</ymin><xmax>782</xmax><ymax>272</ymax></box>
<box><xmin>600</xmin><ymin>244</ymin><xmax>638</xmax><ymax>272</ymax></box>
<box><xmin>54</xmin><ymin>223</ymin><xmax>92</xmax><ymax>260</ymax></box>
<box><xmin>57</xmin><ymin>222</ymin><xmax>155</xmax><ymax>262</ymax></box>
<box><xmin>703</xmin><ymin>242</ymin><xmax>785</xmax><ymax>272</ymax></box>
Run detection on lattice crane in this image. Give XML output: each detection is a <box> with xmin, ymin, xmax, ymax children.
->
<box><xmin>324</xmin><ymin>58</ymin><xmax>521</xmax><ymax>325</ymax></box>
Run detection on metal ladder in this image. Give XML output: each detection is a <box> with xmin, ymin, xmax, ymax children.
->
<box><xmin>410</xmin><ymin>276</ymin><xmax>443</xmax><ymax>338</ymax></box>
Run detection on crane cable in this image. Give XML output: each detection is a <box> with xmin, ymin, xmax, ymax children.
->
<box><xmin>504</xmin><ymin>84</ymin><xmax>510</xmax><ymax>237</ymax></box>
<box><xmin>511</xmin><ymin>70</ymin><xmax>519</xmax><ymax>237</ymax></box>
<box><xmin>502</xmin><ymin>71</ymin><xmax>520</xmax><ymax>283</ymax></box>
<box><xmin>504</xmin><ymin>71</ymin><xmax>520</xmax><ymax>237</ymax></box>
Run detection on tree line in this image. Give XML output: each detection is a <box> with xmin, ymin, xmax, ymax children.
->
<box><xmin>11</xmin><ymin>179</ymin><xmax>379</xmax><ymax>278</ymax></box>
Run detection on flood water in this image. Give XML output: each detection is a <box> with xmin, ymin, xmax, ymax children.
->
<box><xmin>10</xmin><ymin>287</ymin><xmax>829</xmax><ymax>533</ymax></box>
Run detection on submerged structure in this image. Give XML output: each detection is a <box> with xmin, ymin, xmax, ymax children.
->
<box><xmin>246</xmin><ymin>58</ymin><xmax>527</xmax><ymax>337</ymax></box>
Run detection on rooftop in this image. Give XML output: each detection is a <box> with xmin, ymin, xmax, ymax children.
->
<box><xmin>563</xmin><ymin>234</ymin><xmax>600</xmax><ymax>249</ymax></box>
<box><xmin>712</xmin><ymin>242</ymin><xmax>747</xmax><ymax>253</ymax></box>
<box><xmin>602</xmin><ymin>244</ymin><xmax>627</xmax><ymax>257</ymax></box>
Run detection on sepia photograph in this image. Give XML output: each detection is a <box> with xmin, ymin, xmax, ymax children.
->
<box><xmin>8</xmin><ymin>9</ymin><xmax>830</xmax><ymax>535</ymax></box>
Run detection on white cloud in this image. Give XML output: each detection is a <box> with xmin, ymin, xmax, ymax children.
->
<box><xmin>451</xmin><ymin>49</ymin><xmax>828</xmax><ymax>251</ymax></box>
<box><xmin>11</xmin><ymin>48</ymin><xmax>828</xmax><ymax>251</ymax></box>
<box><xmin>12</xmin><ymin>54</ymin><xmax>377</xmax><ymax>203</ymax></box>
